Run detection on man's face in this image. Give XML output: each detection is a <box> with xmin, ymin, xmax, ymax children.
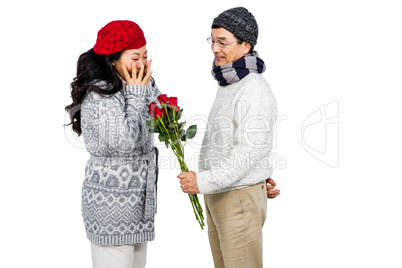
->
<box><xmin>210</xmin><ymin>28</ymin><xmax>250</xmax><ymax>66</ymax></box>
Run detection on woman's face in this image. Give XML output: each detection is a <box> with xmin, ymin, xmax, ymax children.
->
<box><xmin>113</xmin><ymin>46</ymin><xmax>148</xmax><ymax>80</ymax></box>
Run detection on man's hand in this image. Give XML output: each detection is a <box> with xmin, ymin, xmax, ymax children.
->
<box><xmin>266</xmin><ymin>177</ymin><xmax>280</xmax><ymax>198</ymax></box>
<box><xmin>177</xmin><ymin>171</ymin><xmax>200</xmax><ymax>194</ymax></box>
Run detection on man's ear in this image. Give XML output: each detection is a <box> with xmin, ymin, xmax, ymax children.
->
<box><xmin>243</xmin><ymin>42</ymin><xmax>251</xmax><ymax>55</ymax></box>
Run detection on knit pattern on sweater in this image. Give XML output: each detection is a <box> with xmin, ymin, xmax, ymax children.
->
<box><xmin>197</xmin><ymin>73</ymin><xmax>277</xmax><ymax>194</ymax></box>
<box><xmin>81</xmin><ymin>80</ymin><xmax>161</xmax><ymax>245</ymax></box>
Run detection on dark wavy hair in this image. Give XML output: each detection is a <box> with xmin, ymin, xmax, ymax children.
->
<box><xmin>65</xmin><ymin>48</ymin><xmax>124</xmax><ymax>136</ymax></box>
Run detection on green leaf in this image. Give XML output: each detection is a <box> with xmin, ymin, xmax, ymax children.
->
<box><xmin>164</xmin><ymin>140</ymin><xmax>170</xmax><ymax>148</ymax></box>
<box><xmin>179</xmin><ymin>129</ymin><xmax>185</xmax><ymax>138</ymax></box>
<box><xmin>178</xmin><ymin>122</ymin><xmax>186</xmax><ymax>131</ymax></box>
<box><xmin>176</xmin><ymin>109</ymin><xmax>183</xmax><ymax>120</ymax></box>
<box><xmin>147</xmin><ymin>119</ymin><xmax>159</xmax><ymax>127</ymax></box>
<box><xmin>186</xmin><ymin>125</ymin><xmax>197</xmax><ymax>139</ymax></box>
<box><xmin>148</xmin><ymin>128</ymin><xmax>159</xmax><ymax>133</ymax></box>
<box><xmin>162</xmin><ymin>116</ymin><xmax>169</xmax><ymax>126</ymax></box>
<box><xmin>179</xmin><ymin>129</ymin><xmax>186</xmax><ymax>141</ymax></box>
<box><xmin>168</xmin><ymin>109</ymin><xmax>174</xmax><ymax>121</ymax></box>
<box><xmin>158</xmin><ymin>134</ymin><xmax>167</xmax><ymax>142</ymax></box>
<box><xmin>172</xmin><ymin>139</ymin><xmax>181</xmax><ymax>148</ymax></box>
<box><xmin>181</xmin><ymin>135</ymin><xmax>187</xmax><ymax>142</ymax></box>
<box><xmin>168</xmin><ymin>122</ymin><xmax>178</xmax><ymax>128</ymax></box>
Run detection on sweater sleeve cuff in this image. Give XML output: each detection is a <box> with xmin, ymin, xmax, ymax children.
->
<box><xmin>122</xmin><ymin>84</ymin><xmax>151</xmax><ymax>96</ymax></box>
<box><xmin>197</xmin><ymin>171</ymin><xmax>212</xmax><ymax>194</ymax></box>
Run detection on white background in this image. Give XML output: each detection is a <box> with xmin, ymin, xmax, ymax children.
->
<box><xmin>1</xmin><ymin>0</ymin><xmax>401</xmax><ymax>267</ymax></box>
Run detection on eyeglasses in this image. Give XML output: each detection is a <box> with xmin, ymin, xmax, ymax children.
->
<box><xmin>207</xmin><ymin>37</ymin><xmax>238</xmax><ymax>48</ymax></box>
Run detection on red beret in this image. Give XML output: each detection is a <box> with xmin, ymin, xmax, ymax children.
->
<box><xmin>93</xmin><ymin>20</ymin><xmax>146</xmax><ymax>55</ymax></box>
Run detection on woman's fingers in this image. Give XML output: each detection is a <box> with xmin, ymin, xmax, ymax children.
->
<box><xmin>131</xmin><ymin>62</ymin><xmax>138</xmax><ymax>79</ymax></box>
<box><xmin>141</xmin><ymin>60</ymin><xmax>153</xmax><ymax>85</ymax></box>
<box><xmin>145</xmin><ymin>59</ymin><xmax>152</xmax><ymax>75</ymax></box>
<box><xmin>122</xmin><ymin>65</ymin><xmax>131</xmax><ymax>81</ymax></box>
<box><xmin>123</xmin><ymin>62</ymin><xmax>153</xmax><ymax>85</ymax></box>
<box><xmin>138</xmin><ymin>65</ymin><xmax>145</xmax><ymax>80</ymax></box>
<box><xmin>142</xmin><ymin>70</ymin><xmax>153</xmax><ymax>85</ymax></box>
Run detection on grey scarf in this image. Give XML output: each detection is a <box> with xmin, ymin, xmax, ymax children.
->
<box><xmin>212</xmin><ymin>51</ymin><xmax>266</xmax><ymax>86</ymax></box>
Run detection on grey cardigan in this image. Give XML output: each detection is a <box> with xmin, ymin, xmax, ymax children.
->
<box><xmin>81</xmin><ymin>79</ymin><xmax>161</xmax><ymax>245</ymax></box>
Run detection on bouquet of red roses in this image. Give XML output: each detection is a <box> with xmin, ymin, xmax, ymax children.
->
<box><xmin>147</xmin><ymin>94</ymin><xmax>205</xmax><ymax>229</ymax></box>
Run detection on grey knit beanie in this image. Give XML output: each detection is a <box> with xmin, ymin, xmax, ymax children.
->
<box><xmin>212</xmin><ymin>7</ymin><xmax>258</xmax><ymax>48</ymax></box>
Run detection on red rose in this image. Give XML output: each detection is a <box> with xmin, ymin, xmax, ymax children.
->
<box><xmin>148</xmin><ymin>102</ymin><xmax>163</xmax><ymax>119</ymax></box>
<box><xmin>161</xmin><ymin>107</ymin><xmax>167</xmax><ymax>117</ymax></box>
<box><xmin>175</xmin><ymin>105</ymin><xmax>180</xmax><ymax>112</ymax></box>
<box><xmin>148</xmin><ymin>102</ymin><xmax>158</xmax><ymax>113</ymax></box>
<box><xmin>157</xmin><ymin>94</ymin><xmax>168</xmax><ymax>105</ymax></box>
<box><xmin>168</xmin><ymin>97</ymin><xmax>178</xmax><ymax>110</ymax></box>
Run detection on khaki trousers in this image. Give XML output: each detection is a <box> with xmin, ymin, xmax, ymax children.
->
<box><xmin>91</xmin><ymin>242</ymin><xmax>147</xmax><ymax>268</ymax></box>
<box><xmin>204</xmin><ymin>183</ymin><xmax>267</xmax><ymax>268</ymax></box>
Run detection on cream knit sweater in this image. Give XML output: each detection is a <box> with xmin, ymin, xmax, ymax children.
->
<box><xmin>197</xmin><ymin>73</ymin><xmax>277</xmax><ymax>194</ymax></box>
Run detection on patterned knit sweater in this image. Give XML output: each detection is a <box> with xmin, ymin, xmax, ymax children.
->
<box><xmin>197</xmin><ymin>73</ymin><xmax>277</xmax><ymax>194</ymax></box>
<box><xmin>81</xmin><ymin>79</ymin><xmax>161</xmax><ymax>245</ymax></box>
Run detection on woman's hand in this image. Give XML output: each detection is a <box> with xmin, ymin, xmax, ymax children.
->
<box><xmin>122</xmin><ymin>59</ymin><xmax>153</xmax><ymax>85</ymax></box>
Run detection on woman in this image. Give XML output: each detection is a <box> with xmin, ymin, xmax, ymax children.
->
<box><xmin>65</xmin><ymin>20</ymin><xmax>161</xmax><ymax>268</ymax></box>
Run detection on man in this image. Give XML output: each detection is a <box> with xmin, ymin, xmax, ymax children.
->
<box><xmin>177</xmin><ymin>7</ymin><xmax>279</xmax><ymax>268</ymax></box>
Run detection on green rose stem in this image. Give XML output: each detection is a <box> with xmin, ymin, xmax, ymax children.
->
<box><xmin>167</xmin><ymin>133</ymin><xmax>204</xmax><ymax>228</ymax></box>
<box><xmin>149</xmin><ymin>98</ymin><xmax>204</xmax><ymax>229</ymax></box>
<box><xmin>176</xmin><ymin>155</ymin><xmax>204</xmax><ymax>229</ymax></box>
<box><xmin>157</xmin><ymin>117</ymin><xmax>204</xmax><ymax>229</ymax></box>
